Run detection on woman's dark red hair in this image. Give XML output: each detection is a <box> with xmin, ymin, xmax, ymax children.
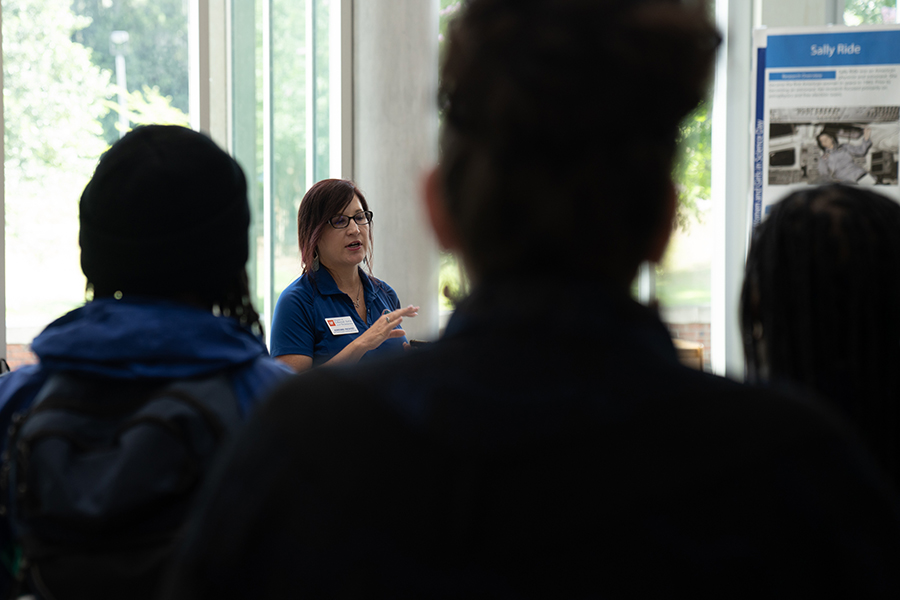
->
<box><xmin>297</xmin><ymin>179</ymin><xmax>373</xmax><ymax>276</ymax></box>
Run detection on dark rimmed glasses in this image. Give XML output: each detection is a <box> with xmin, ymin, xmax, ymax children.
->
<box><xmin>328</xmin><ymin>210</ymin><xmax>373</xmax><ymax>229</ymax></box>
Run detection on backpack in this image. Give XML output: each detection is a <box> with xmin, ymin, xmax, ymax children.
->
<box><xmin>0</xmin><ymin>371</ymin><xmax>242</xmax><ymax>600</ymax></box>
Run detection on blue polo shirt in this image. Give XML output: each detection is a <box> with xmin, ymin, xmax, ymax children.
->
<box><xmin>270</xmin><ymin>268</ymin><xmax>407</xmax><ymax>366</ymax></box>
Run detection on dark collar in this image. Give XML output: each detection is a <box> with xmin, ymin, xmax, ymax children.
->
<box><xmin>443</xmin><ymin>276</ymin><xmax>679</xmax><ymax>363</ymax></box>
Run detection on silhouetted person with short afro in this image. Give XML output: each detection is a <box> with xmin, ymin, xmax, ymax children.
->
<box><xmin>164</xmin><ymin>2</ymin><xmax>900</xmax><ymax>597</ymax></box>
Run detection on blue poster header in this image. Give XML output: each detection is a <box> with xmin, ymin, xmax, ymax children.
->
<box><xmin>766</xmin><ymin>31</ymin><xmax>900</xmax><ymax>68</ymax></box>
<box><xmin>769</xmin><ymin>71</ymin><xmax>836</xmax><ymax>80</ymax></box>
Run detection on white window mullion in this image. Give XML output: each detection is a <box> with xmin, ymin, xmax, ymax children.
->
<box><xmin>262</xmin><ymin>0</ymin><xmax>275</xmax><ymax>332</ymax></box>
<box><xmin>329</xmin><ymin>0</ymin><xmax>352</xmax><ymax>179</ymax></box>
<box><xmin>711</xmin><ymin>0</ymin><xmax>752</xmax><ymax>380</ymax></box>
<box><xmin>189</xmin><ymin>0</ymin><xmax>210</xmax><ymax>134</ymax></box>
<box><xmin>306</xmin><ymin>0</ymin><xmax>316</xmax><ymax>190</ymax></box>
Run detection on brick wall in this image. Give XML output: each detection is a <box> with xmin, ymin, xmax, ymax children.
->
<box><xmin>6</xmin><ymin>327</ymin><xmax>712</xmax><ymax>373</ymax></box>
<box><xmin>5</xmin><ymin>344</ymin><xmax>38</xmax><ymax>371</ymax></box>
<box><xmin>666</xmin><ymin>322</ymin><xmax>711</xmax><ymax>372</ymax></box>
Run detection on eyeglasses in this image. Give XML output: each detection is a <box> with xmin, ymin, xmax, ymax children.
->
<box><xmin>328</xmin><ymin>211</ymin><xmax>373</xmax><ymax>229</ymax></box>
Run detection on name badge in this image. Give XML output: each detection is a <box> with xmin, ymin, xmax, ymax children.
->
<box><xmin>325</xmin><ymin>316</ymin><xmax>359</xmax><ymax>335</ymax></box>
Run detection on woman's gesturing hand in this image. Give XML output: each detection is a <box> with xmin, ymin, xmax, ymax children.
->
<box><xmin>355</xmin><ymin>305</ymin><xmax>419</xmax><ymax>352</ymax></box>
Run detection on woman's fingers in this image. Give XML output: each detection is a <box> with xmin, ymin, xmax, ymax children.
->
<box><xmin>384</xmin><ymin>316</ymin><xmax>403</xmax><ymax>329</ymax></box>
<box><xmin>382</xmin><ymin>305</ymin><xmax>419</xmax><ymax>326</ymax></box>
<box><xmin>398</xmin><ymin>304</ymin><xmax>419</xmax><ymax>317</ymax></box>
<box><xmin>387</xmin><ymin>328</ymin><xmax>406</xmax><ymax>340</ymax></box>
<box><xmin>365</xmin><ymin>305</ymin><xmax>418</xmax><ymax>350</ymax></box>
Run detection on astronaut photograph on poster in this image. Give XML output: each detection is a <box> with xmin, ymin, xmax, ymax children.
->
<box><xmin>768</xmin><ymin>106</ymin><xmax>899</xmax><ymax>186</ymax></box>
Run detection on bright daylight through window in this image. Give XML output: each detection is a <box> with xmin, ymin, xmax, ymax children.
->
<box><xmin>3</xmin><ymin>0</ymin><xmax>190</xmax><ymax>368</ymax></box>
<box><xmin>3</xmin><ymin>1</ymin><xmax>896</xmax><ymax>368</ymax></box>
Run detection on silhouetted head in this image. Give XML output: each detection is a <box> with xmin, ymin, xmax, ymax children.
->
<box><xmin>437</xmin><ymin>0</ymin><xmax>719</xmax><ymax>286</ymax></box>
<box><xmin>79</xmin><ymin>125</ymin><xmax>261</xmax><ymax>331</ymax></box>
<box><xmin>741</xmin><ymin>184</ymin><xmax>900</xmax><ymax>482</ymax></box>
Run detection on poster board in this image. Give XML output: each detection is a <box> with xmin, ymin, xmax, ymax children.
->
<box><xmin>751</xmin><ymin>26</ymin><xmax>900</xmax><ymax>226</ymax></box>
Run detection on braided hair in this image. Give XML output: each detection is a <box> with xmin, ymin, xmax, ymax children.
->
<box><xmin>90</xmin><ymin>268</ymin><xmax>264</xmax><ymax>339</ymax></box>
<box><xmin>201</xmin><ymin>269</ymin><xmax>264</xmax><ymax>338</ymax></box>
<box><xmin>81</xmin><ymin>125</ymin><xmax>264</xmax><ymax>338</ymax></box>
<box><xmin>741</xmin><ymin>184</ymin><xmax>900</xmax><ymax>483</ymax></box>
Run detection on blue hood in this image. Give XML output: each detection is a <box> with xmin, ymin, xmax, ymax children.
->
<box><xmin>30</xmin><ymin>298</ymin><xmax>269</xmax><ymax>380</ymax></box>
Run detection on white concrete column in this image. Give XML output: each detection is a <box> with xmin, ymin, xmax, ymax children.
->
<box><xmin>353</xmin><ymin>0</ymin><xmax>440</xmax><ymax>341</ymax></box>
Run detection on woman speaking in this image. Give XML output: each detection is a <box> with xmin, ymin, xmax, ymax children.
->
<box><xmin>270</xmin><ymin>179</ymin><xmax>418</xmax><ymax>372</ymax></box>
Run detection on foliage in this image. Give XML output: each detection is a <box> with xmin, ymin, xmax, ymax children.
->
<box><xmin>70</xmin><ymin>0</ymin><xmax>189</xmax><ymax>143</ymax></box>
<box><xmin>267</xmin><ymin>0</ymin><xmax>333</xmax><ymax>292</ymax></box>
<box><xmin>3</xmin><ymin>0</ymin><xmax>115</xmax><ymax>328</ymax></box>
<box><xmin>268</xmin><ymin>0</ymin><xmax>309</xmax><ymax>288</ymax></box>
<box><xmin>672</xmin><ymin>102</ymin><xmax>712</xmax><ymax>230</ymax></box>
<box><xmin>439</xmin><ymin>1</ymin><xmax>462</xmax><ymax>54</ymax></box>
<box><xmin>843</xmin><ymin>0</ymin><xmax>898</xmax><ymax>25</ymax></box>
<box><xmin>106</xmin><ymin>85</ymin><xmax>190</xmax><ymax>131</ymax></box>
<box><xmin>439</xmin><ymin>251</ymin><xmax>467</xmax><ymax>311</ymax></box>
<box><xmin>3</xmin><ymin>0</ymin><xmax>111</xmax><ymax>182</ymax></box>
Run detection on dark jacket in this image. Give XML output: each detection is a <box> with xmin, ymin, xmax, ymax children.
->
<box><xmin>164</xmin><ymin>279</ymin><xmax>900</xmax><ymax>598</ymax></box>
<box><xmin>0</xmin><ymin>297</ymin><xmax>291</xmax><ymax>595</ymax></box>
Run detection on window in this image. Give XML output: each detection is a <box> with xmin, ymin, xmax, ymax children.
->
<box><xmin>231</xmin><ymin>0</ymin><xmax>341</xmax><ymax>332</ymax></box>
<box><xmin>655</xmin><ymin>0</ymin><xmax>900</xmax><ymax>375</ymax></box>
<box><xmin>651</xmin><ymin>2</ymin><xmax>714</xmax><ymax>371</ymax></box>
<box><xmin>2</xmin><ymin>0</ymin><xmax>344</xmax><ymax>366</ymax></box>
<box><xmin>843</xmin><ymin>1</ymin><xmax>899</xmax><ymax>25</ymax></box>
<box><xmin>655</xmin><ymin>101</ymin><xmax>714</xmax><ymax>371</ymax></box>
<box><xmin>3</xmin><ymin>0</ymin><xmax>190</xmax><ymax>368</ymax></box>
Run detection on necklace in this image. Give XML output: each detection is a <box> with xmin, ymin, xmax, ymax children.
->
<box><xmin>352</xmin><ymin>282</ymin><xmax>362</xmax><ymax>308</ymax></box>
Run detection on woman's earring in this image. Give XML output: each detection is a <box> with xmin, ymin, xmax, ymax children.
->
<box><xmin>312</xmin><ymin>251</ymin><xmax>320</xmax><ymax>272</ymax></box>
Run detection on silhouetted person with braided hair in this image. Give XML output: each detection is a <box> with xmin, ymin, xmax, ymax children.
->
<box><xmin>0</xmin><ymin>125</ymin><xmax>291</xmax><ymax>599</ymax></box>
<box><xmin>164</xmin><ymin>1</ymin><xmax>900</xmax><ymax>597</ymax></box>
<box><xmin>742</xmin><ymin>184</ymin><xmax>900</xmax><ymax>486</ymax></box>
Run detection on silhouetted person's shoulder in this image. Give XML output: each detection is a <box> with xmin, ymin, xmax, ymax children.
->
<box><xmin>165</xmin><ymin>281</ymin><xmax>900</xmax><ymax>598</ymax></box>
